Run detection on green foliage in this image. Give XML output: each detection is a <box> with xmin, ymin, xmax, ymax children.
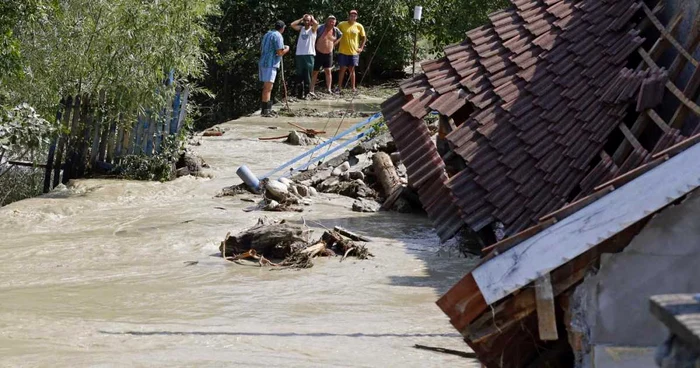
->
<box><xmin>4</xmin><ymin>0</ymin><xmax>218</xmax><ymax>125</ymax></box>
<box><xmin>0</xmin><ymin>103</ymin><xmax>53</xmax><ymax>156</ymax></box>
<box><xmin>116</xmin><ymin>135</ymin><xmax>181</xmax><ymax>182</ymax></box>
<box><xmin>363</xmin><ymin>117</ymin><xmax>387</xmax><ymax>141</ymax></box>
<box><xmin>421</xmin><ymin>0</ymin><xmax>509</xmax><ymax>53</ymax></box>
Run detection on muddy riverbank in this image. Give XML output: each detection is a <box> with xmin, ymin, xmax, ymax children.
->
<box><xmin>0</xmin><ymin>94</ymin><xmax>479</xmax><ymax>367</ymax></box>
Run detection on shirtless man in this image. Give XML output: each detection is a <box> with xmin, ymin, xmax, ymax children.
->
<box><xmin>309</xmin><ymin>15</ymin><xmax>342</xmax><ymax>96</ymax></box>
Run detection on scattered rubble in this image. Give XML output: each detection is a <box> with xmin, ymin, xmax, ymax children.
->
<box><xmin>278</xmin><ymin>107</ymin><xmax>374</xmax><ymax>119</ymax></box>
<box><xmin>286</xmin><ymin>130</ymin><xmax>322</xmax><ymax>146</ymax></box>
<box><xmin>353</xmin><ymin>198</ymin><xmax>380</xmax><ymax>212</ymax></box>
<box><xmin>219</xmin><ymin>217</ymin><xmax>373</xmax><ymax>268</ymax></box>
<box><xmin>175</xmin><ymin>151</ymin><xmax>211</xmax><ymax>178</ymax></box>
<box><xmin>202</xmin><ymin>127</ymin><xmax>224</xmax><ymax>137</ymax></box>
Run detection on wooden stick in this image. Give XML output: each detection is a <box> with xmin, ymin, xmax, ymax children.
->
<box><xmin>258</xmin><ymin>135</ymin><xmax>290</xmax><ymax>141</ymax></box>
<box><xmin>413</xmin><ymin>344</ymin><xmax>477</xmax><ymax>359</ymax></box>
<box><xmin>334</xmin><ymin>226</ymin><xmax>371</xmax><ymax>242</ymax></box>
<box><xmin>340</xmin><ymin>247</ymin><xmax>356</xmax><ymax>262</ymax></box>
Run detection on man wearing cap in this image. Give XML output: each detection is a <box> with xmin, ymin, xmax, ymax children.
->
<box><xmin>310</xmin><ymin>15</ymin><xmax>342</xmax><ymax>96</ymax></box>
<box><xmin>337</xmin><ymin>10</ymin><xmax>367</xmax><ymax>94</ymax></box>
<box><xmin>290</xmin><ymin>14</ymin><xmax>319</xmax><ymax>100</ymax></box>
<box><xmin>259</xmin><ymin>20</ymin><xmax>290</xmax><ymax>116</ymax></box>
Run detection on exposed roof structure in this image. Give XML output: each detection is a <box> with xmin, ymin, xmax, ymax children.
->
<box><xmin>380</xmin><ymin>0</ymin><xmax>700</xmax><ymax>241</ymax></box>
<box><xmin>386</xmin><ymin>0</ymin><xmax>700</xmax><ymax>365</ymax></box>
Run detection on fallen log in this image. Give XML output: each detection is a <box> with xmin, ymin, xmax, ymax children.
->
<box><xmin>372</xmin><ymin>152</ymin><xmax>401</xmax><ymax>197</ymax></box>
<box><xmin>334</xmin><ymin>226</ymin><xmax>371</xmax><ymax>242</ymax></box>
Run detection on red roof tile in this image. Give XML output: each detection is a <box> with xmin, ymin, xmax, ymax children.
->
<box><xmin>381</xmin><ymin>0</ymin><xmax>648</xmax><ymax>241</ymax></box>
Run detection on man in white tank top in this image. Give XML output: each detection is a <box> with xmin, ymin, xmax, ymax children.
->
<box><xmin>291</xmin><ymin>14</ymin><xmax>318</xmax><ymax>100</ymax></box>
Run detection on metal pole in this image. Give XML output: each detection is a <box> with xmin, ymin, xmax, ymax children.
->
<box><xmin>412</xmin><ymin>21</ymin><xmax>418</xmax><ymax>76</ymax></box>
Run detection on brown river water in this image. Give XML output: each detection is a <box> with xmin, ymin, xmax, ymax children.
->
<box><xmin>0</xmin><ymin>98</ymin><xmax>479</xmax><ymax>367</ymax></box>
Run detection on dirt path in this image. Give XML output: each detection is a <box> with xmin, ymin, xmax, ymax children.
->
<box><xmin>0</xmin><ymin>93</ymin><xmax>479</xmax><ymax>367</ymax></box>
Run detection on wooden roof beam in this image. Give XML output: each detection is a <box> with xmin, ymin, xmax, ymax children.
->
<box><xmin>615</xmin><ymin>12</ymin><xmax>683</xmax><ymax>165</ymax></box>
<box><xmin>642</xmin><ymin>3</ymin><xmax>699</xmax><ymax>68</ymax></box>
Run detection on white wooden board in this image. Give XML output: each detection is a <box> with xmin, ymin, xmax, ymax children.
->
<box><xmin>472</xmin><ymin>143</ymin><xmax>700</xmax><ymax>305</ymax></box>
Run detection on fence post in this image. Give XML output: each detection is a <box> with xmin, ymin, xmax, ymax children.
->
<box><xmin>62</xmin><ymin>95</ymin><xmax>82</xmax><ymax>184</ymax></box>
<box><xmin>52</xmin><ymin>97</ymin><xmax>72</xmax><ymax>188</ymax></box>
<box><xmin>43</xmin><ymin>100</ymin><xmax>64</xmax><ymax>193</ymax></box>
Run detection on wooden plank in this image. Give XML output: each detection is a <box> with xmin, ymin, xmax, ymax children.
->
<box><xmin>114</xmin><ymin>125</ymin><xmax>124</xmax><ymax>159</ymax></box>
<box><xmin>641</xmin><ymin>3</ymin><xmax>698</xmax><ymax>68</ymax></box>
<box><xmin>535</xmin><ymin>274</ymin><xmax>558</xmax><ymax>341</ymax></box>
<box><xmin>465</xmin><ymin>217</ymin><xmax>649</xmax><ymax>343</ymax></box>
<box><xmin>77</xmin><ymin>95</ymin><xmax>93</xmax><ymax>178</ymax></box>
<box><xmin>128</xmin><ymin>123</ymin><xmax>137</xmax><ymax>155</ymax></box>
<box><xmin>9</xmin><ymin>160</ymin><xmax>47</xmax><ymax>168</ymax></box>
<box><xmin>436</xmin><ymin>274</ymin><xmax>488</xmax><ymax>334</ymax></box>
<box><xmin>105</xmin><ymin>120</ymin><xmax>117</xmax><ymax>163</ymax></box>
<box><xmin>647</xmin><ymin>13</ymin><xmax>684</xmax><ymax>62</ymax></box>
<box><xmin>651</xmin><ymin>132</ymin><xmax>700</xmax><ymax>159</ymax></box>
<box><xmin>593</xmin><ymin>155</ymin><xmax>668</xmax><ymax>191</ymax></box>
<box><xmin>619</xmin><ymin>123</ymin><xmax>645</xmax><ymax>151</ymax></box>
<box><xmin>89</xmin><ymin>106</ymin><xmax>102</xmax><ymax>169</ymax></box>
<box><xmin>615</xmin><ymin>18</ymin><xmax>693</xmax><ymax>164</ymax></box>
<box><xmin>540</xmin><ymin>185</ymin><xmax>615</xmax><ymax>223</ymax></box>
<box><xmin>650</xmin><ymin>294</ymin><xmax>700</xmax><ymax>353</ymax></box>
<box><xmin>169</xmin><ymin>86</ymin><xmax>182</xmax><ymax>134</ymax></box>
<box><xmin>52</xmin><ymin>99</ymin><xmax>70</xmax><ymax>188</ymax></box>
<box><xmin>481</xmin><ymin>218</ymin><xmax>557</xmax><ymax>259</ymax></box>
<box><xmin>471</xmin><ymin>142</ymin><xmax>700</xmax><ymax>305</ymax></box>
<box><xmin>646</xmin><ymin>110</ymin><xmax>671</xmax><ymax>134</ymax></box>
<box><xmin>638</xmin><ymin>49</ymin><xmax>700</xmax><ymax>117</ymax></box>
<box><xmin>134</xmin><ymin>115</ymin><xmax>145</xmax><ymax>155</ymax></box>
<box><xmin>175</xmin><ymin>86</ymin><xmax>189</xmax><ymax>133</ymax></box>
<box><xmin>144</xmin><ymin>116</ymin><xmax>156</xmax><ymax>155</ymax></box>
<box><xmin>43</xmin><ymin>102</ymin><xmax>64</xmax><ymax>193</ymax></box>
<box><xmin>63</xmin><ymin>95</ymin><xmax>82</xmax><ymax>184</ymax></box>
<box><xmin>669</xmin><ymin>63</ymin><xmax>700</xmax><ymax>129</ymax></box>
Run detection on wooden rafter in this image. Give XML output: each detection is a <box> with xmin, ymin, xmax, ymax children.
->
<box><xmin>613</xmin><ymin>10</ymin><xmax>688</xmax><ymax>164</ymax></box>
<box><xmin>646</xmin><ymin>110</ymin><xmax>672</xmax><ymax>133</ymax></box>
<box><xmin>642</xmin><ymin>3</ymin><xmax>699</xmax><ymax>67</ymax></box>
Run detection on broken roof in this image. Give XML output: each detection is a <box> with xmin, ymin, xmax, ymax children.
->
<box><xmin>415</xmin><ymin>0</ymin><xmax>700</xmax><ymax>365</ymax></box>
<box><xmin>381</xmin><ymin>0</ymin><xmax>700</xmax><ymax>241</ymax></box>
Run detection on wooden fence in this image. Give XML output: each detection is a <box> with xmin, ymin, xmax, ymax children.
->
<box><xmin>42</xmin><ymin>86</ymin><xmax>189</xmax><ymax>193</ymax></box>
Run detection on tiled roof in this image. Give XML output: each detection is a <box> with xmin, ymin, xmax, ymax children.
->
<box><xmin>381</xmin><ymin>0</ymin><xmax>654</xmax><ymax>240</ymax></box>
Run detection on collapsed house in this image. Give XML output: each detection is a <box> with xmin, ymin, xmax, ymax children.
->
<box><xmin>380</xmin><ymin>0</ymin><xmax>700</xmax><ymax>366</ymax></box>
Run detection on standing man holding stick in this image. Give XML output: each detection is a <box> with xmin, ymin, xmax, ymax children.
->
<box><xmin>290</xmin><ymin>14</ymin><xmax>319</xmax><ymax>100</ymax></box>
<box><xmin>337</xmin><ymin>10</ymin><xmax>367</xmax><ymax>95</ymax></box>
<box><xmin>259</xmin><ymin>20</ymin><xmax>290</xmax><ymax>117</ymax></box>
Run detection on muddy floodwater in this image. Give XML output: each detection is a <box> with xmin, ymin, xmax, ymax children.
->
<box><xmin>0</xmin><ymin>97</ymin><xmax>479</xmax><ymax>367</ymax></box>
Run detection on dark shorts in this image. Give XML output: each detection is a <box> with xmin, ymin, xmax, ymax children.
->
<box><xmin>338</xmin><ymin>53</ymin><xmax>359</xmax><ymax>67</ymax></box>
<box><xmin>314</xmin><ymin>52</ymin><xmax>332</xmax><ymax>70</ymax></box>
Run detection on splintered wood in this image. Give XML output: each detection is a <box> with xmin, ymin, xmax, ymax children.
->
<box><xmin>220</xmin><ymin>218</ymin><xmax>373</xmax><ymax>269</ymax></box>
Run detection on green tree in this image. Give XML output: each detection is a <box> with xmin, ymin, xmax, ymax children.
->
<box><xmin>5</xmin><ymin>0</ymin><xmax>218</xmax><ymax>124</ymax></box>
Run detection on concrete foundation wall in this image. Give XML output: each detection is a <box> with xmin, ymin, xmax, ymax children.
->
<box><xmin>572</xmin><ymin>193</ymin><xmax>700</xmax><ymax>367</ymax></box>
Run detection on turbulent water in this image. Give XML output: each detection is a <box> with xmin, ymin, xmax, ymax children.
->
<box><xmin>0</xmin><ymin>98</ymin><xmax>479</xmax><ymax>367</ymax></box>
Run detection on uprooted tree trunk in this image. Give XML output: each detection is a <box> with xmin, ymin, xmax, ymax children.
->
<box><xmin>219</xmin><ymin>218</ymin><xmax>310</xmax><ymax>259</ymax></box>
<box><xmin>372</xmin><ymin>152</ymin><xmax>401</xmax><ymax>197</ymax></box>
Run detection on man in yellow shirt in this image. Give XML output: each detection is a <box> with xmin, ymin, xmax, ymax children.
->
<box><xmin>337</xmin><ymin>10</ymin><xmax>367</xmax><ymax>94</ymax></box>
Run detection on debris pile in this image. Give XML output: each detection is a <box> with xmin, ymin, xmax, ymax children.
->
<box><xmin>290</xmin><ymin>132</ymin><xmax>421</xmax><ymax>213</ymax></box>
<box><xmin>259</xmin><ymin>177</ymin><xmax>316</xmax><ymax>212</ymax></box>
<box><xmin>219</xmin><ymin>217</ymin><xmax>373</xmax><ymax>268</ymax></box>
<box><xmin>175</xmin><ymin>151</ymin><xmax>211</xmax><ymax>178</ymax></box>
